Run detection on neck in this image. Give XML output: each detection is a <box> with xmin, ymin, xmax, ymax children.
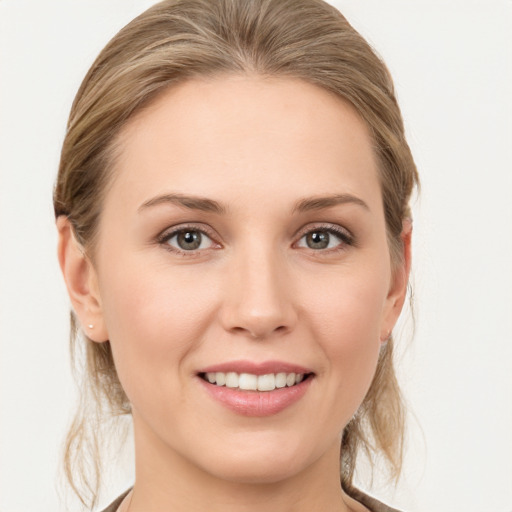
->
<box><xmin>128</xmin><ymin>417</ymin><xmax>363</xmax><ymax>512</ymax></box>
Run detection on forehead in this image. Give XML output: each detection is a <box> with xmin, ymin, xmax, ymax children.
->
<box><xmin>109</xmin><ymin>75</ymin><xmax>381</xmax><ymax>213</ymax></box>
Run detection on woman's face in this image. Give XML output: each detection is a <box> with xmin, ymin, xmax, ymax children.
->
<box><xmin>81</xmin><ymin>76</ymin><xmax>408</xmax><ymax>484</ymax></box>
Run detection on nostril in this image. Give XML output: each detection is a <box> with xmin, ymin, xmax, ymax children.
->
<box><xmin>250</xmin><ymin>324</ymin><xmax>289</xmax><ymax>339</ymax></box>
<box><xmin>220</xmin><ymin>290</ymin><xmax>298</xmax><ymax>339</ymax></box>
<box><xmin>228</xmin><ymin>323</ymin><xmax>289</xmax><ymax>339</ymax></box>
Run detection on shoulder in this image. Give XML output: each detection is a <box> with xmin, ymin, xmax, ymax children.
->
<box><xmin>99</xmin><ymin>489</ymin><xmax>131</xmax><ymax>512</ymax></box>
<box><xmin>100</xmin><ymin>487</ymin><xmax>402</xmax><ymax>512</ymax></box>
<box><xmin>348</xmin><ymin>486</ymin><xmax>403</xmax><ymax>512</ymax></box>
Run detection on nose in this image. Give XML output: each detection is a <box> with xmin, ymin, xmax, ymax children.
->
<box><xmin>220</xmin><ymin>246</ymin><xmax>297</xmax><ymax>340</ymax></box>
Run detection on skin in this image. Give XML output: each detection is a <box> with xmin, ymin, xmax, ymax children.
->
<box><xmin>57</xmin><ymin>76</ymin><xmax>411</xmax><ymax>512</ymax></box>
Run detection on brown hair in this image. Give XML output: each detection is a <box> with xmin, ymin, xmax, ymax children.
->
<box><xmin>54</xmin><ymin>0</ymin><xmax>418</xmax><ymax>507</ymax></box>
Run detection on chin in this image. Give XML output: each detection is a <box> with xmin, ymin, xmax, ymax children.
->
<box><xmin>192</xmin><ymin>432</ymin><xmax>319</xmax><ymax>485</ymax></box>
<box><xmin>203</xmin><ymin>457</ymin><xmax>302</xmax><ymax>485</ymax></box>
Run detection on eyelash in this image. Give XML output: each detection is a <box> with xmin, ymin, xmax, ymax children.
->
<box><xmin>294</xmin><ymin>223</ymin><xmax>355</xmax><ymax>253</ymax></box>
<box><xmin>156</xmin><ymin>223</ymin><xmax>355</xmax><ymax>256</ymax></box>
<box><xmin>156</xmin><ymin>224</ymin><xmax>220</xmax><ymax>257</ymax></box>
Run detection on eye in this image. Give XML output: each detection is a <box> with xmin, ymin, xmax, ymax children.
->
<box><xmin>296</xmin><ymin>226</ymin><xmax>353</xmax><ymax>251</ymax></box>
<box><xmin>161</xmin><ymin>228</ymin><xmax>216</xmax><ymax>252</ymax></box>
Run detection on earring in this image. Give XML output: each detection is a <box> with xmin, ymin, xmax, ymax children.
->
<box><xmin>88</xmin><ymin>324</ymin><xmax>94</xmax><ymax>329</ymax></box>
<box><xmin>380</xmin><ymin>330</ymin><xmax>391</xmax><ymax>343</ymax></box>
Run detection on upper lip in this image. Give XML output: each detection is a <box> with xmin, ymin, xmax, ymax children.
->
<box><xmin>198</xmin><ymin>360</ymin><xmax>314</xmax><ymax>376</ymax></box>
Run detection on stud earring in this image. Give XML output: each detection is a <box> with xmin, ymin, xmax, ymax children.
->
<box><xmin>88</xmin><ymin>324</ymin><xmax>94</xmax><ymax>329</ymax></box>
<box><xmin>380</xmin><ymin>330</ymin><xmax>391</xmax><ymax>343</ymax></box>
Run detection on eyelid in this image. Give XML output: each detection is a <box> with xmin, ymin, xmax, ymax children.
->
<box><xmin>156</xmin><ymin>223</ymin><xmax>221</xmax><ymax>254</ymax></box>
<box><xmin>155</xmin><ymin>221</ymin><xmax>354</xmax><ymax>255</ymax></box>
<box><xmin>293</xmin><ymin>222</ymin><xmax>355</xmax><ymax>250</ymax></box>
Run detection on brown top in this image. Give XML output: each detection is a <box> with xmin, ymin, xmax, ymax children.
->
<box><xmin>100</xmin><ymin>488</ymin><xmax>402</xmax><ymax>512</ymax></box>
<box><xmin>101</xmin><ymin>490</ymin><xmax>130</xmax><ymax>512</ymax></box>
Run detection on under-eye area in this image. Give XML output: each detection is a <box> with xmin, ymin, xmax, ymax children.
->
<box><xmin>199</xmin><ymin>372</ymin><xmax>315</xmax><ymax>392</ymax></box>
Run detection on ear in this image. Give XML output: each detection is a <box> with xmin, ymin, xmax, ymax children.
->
<box><xmin>56</xmin><ymin>216</ymin><xmax>109</xmax><ymax>342</ymax></box>
<box><xmin>380</xmin><ymin>219</ymin><xmax>412</xmax><ymax>342</ymax></box>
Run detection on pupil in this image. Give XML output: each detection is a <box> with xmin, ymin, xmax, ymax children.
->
<box><xmin>178</xmin><ymin>231</ymin><xmax>201</xmax><ymax>250</ymax></box>
<box><xmin>307</xmin><ymin>231</ymin><xmax>329</xmax><ymax>249</ymax></box>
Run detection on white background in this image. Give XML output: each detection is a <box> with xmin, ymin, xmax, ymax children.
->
<box><xmin>1</xmin><ymin>1</ymin><xmax>511</xmax><ymax>511</ymax></box>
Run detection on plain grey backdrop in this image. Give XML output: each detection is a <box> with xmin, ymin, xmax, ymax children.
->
<box><xmin>1</xmin><ymin>0</ymin><xmax>511</xmax><ymax>510</ymax></box>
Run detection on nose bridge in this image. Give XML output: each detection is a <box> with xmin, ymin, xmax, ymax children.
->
<box><xmin>222</xmin><ymin>238</ymin><xmax>296</xmax><ymax>338</ymax></box>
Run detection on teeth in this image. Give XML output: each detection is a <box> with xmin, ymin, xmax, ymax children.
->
<box><xmin>257</xmin><ymin>374</ymin><xmax>275</xmax><ymax>391</ymax></box>
<box><xmin>275</xmin><ymin>372</ymin><xmax>287</xmax><ymax>388</ymax></box>
<box><xmin>203</xmin><ymin>371</ymin><xmax>307</xmax><ymax>391</ymax></box>
<box><xmin>238</xmin><ymin>373</ymin><xmax>257</xmax><ymax>390</ymax></box>
<box><xmin>225</xmin><ymin>372</ymin><xmax>239</xmax><ymax>388</ymax></box>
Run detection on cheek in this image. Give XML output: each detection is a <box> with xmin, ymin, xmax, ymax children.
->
<box><xmin>97</xmin><ymin>259</ymin><xmax>219</xmax><ymax>399</ymax></box>
<box><xmin>303</xmin><ymin>262</ymin><xmax>389</xmax><ymax>346</ymax></box>
<box><xmin>300</xmin><ymin>264</ymin><xmax>389</xmax><ymax>412</ymax></box>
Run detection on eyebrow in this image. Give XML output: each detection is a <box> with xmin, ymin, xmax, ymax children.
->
<box><xmin>292</xmin><ymin>194</ymin><xmax>370</xmax><ymax>213</ymax></box>
<box><xmin>138</xmin><ymin>193</ymin><xmax>227</xmax><ymax>214</ymax></box>
<box><xmin>138</xmin><ymin>192</ymin><xmax>369</xmax><ymax>216</ymax></box>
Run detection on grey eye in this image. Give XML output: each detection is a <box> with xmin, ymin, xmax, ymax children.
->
<box><xmin>305</xmin><ymin>231</ymin><xmax>330</xmax><ymax>249</ymax></box>
<box><xmin>297</xmin><ymin>228</ymin><xmax>349</xmax><ymax>250</ymax></box>
<box><xmin>167</xmin><ymin>230</ymin><xmax>213</xmax><ymax>251</ymax></box>
<box><xmin>306</xmin><ymin>231</ymin><xmax>331</xmax><ymax>249</ymax></box>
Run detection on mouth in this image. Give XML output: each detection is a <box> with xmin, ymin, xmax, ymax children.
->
<box><xmin>196</xmin><ymin>362</ymin><xmax>315</xmax><ymax>416</ymax></box>
<box><xmin>199</xmin><ymin>371</ymin><xmax>313</xmax><ymax>392</ymax></box>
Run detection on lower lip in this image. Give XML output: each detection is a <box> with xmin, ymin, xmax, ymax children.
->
<box><xmin>198</xmin><ymin>376</ymin><xmax>313</xmax><ymax>417</ymax></box>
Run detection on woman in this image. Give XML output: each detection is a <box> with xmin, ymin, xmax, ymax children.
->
<box><xmin>54</xmin><ymin>0</ymin><xmax>418</xmax><ymax>511</ymax></box>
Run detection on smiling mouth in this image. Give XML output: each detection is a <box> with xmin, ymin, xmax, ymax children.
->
<box><xmin>199</xmin><ymin>371</ymin><xmax>313</xmax><ymax>392</ymax></box>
